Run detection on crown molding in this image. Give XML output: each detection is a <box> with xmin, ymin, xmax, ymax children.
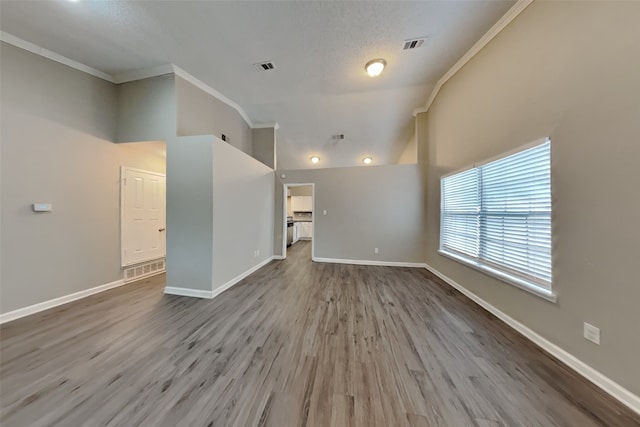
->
<box><xmin>413</xmin><ymin>0</ymin><xmax>534</xmax><ymax>117</ymax></box>
<box><xmin>1</xmin><ymin>31</ymin><xmax>256</xmax><ymax>129</ymax></box>
<box><xmin>253</xmin><ymin>122</ymin><xmax>280</xmax><ymax>130</ymax></box>
<box><xmin>111</xmin><ymin>64</ymin><xmax>175</xmax><ymax>84</ymax></box>
<box><xmin>1</xmin><ymin>31</ymin><xmax>114</xmax><ymax>82</ymax></box>
<box><xmin>172</xmin><ymin>65</ymin><xmax>254</xmax><ymax>128</ymax></box>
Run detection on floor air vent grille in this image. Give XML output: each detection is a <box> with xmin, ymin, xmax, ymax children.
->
<box><xmin>124</xmin><ymin>258</ymin><xmax>166</xmax><ymax>283</ymax></box>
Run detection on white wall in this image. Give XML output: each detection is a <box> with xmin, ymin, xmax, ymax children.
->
<box><xmin>397</xmin><ymin>129</ymin><xmax>417</xmax><ymax>164</ymax></box>
<box><xmin>252</xmin><ymin>127</ymin><xmax>276</xmax><ymax>169</ymax></box>
<box><xmin>176</xmin><ymin>76</ymin><xmax>253</xmax><ymax>156</ymax></box>
<box><xmin>212</xmin><ymin>139</ymin><xmax>274</xmax><ymax>289</ymax></box>
<box><xmin>165</xmin><ymin>136</ymin><xmax>214</xmax><ymax>293</ymax></box>
<box><xmin>116</xmin><ymin>74</ymin><xmax>176</xmax><ymax>143</ymax></box>
<box><xmin>165</xmin><ymin>135</ymin><xmax>275</xmax><ymax>295</ymax></box>
<box><xmin>422</xmin><ymin>1</ymin><xmax>640</xmax><ymax>395</ymax></box>
<box><xmin>1</xmin><ymin>42</ymin><xmax>273</xmax><ymax>313</ymax></box>
<box><xmin>274</xmin><ymin>165</ymin><xmax>425</xmax><ymax>263</ymax></box>
<box><xmin>0</xmin><ymin>43</ymin><xmax>165</xmax><ymax>314</ymax></box>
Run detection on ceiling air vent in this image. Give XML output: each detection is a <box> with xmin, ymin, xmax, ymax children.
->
<box><xmin>403</xmin><ymin>37</ymin><xmax>427</xmax><ymax>50</ymax></box>
<box><xmin>254</xmin><ymin>61</ymin><xmax>276</xmax><ymax>71</ymax></box>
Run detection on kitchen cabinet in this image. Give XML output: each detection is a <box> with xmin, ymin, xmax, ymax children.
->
<box><xmin>291</xmin><ymin>196</ymin><xmax>312</xmax><ymax>212</ymax></box>
<box><xmin>302</xmin><ymin>196</ymin><xmax>312</xmax><ymax>211</ymax></box>
<box><xmin>297</xmin><ymin>222</ymin><xmax>313</xmax><ymax>239</ymax></box>
<box><xmin>292</xmin><ymin>222</ymin><xmax>299</xmax><ymax>244</ymax></box>
<box><xmin>291</xmin><ymin>197</ymin><xmax>300</xmax><ymax>212</ymax></box>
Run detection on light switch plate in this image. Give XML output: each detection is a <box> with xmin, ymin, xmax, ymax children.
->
<box><xmin>32</xmin><ymin>203</ymin><xmax>52</xmax><ymax>212</ymax></box>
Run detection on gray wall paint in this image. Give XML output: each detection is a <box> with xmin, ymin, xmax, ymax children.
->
<box><xmin>165</xmin><ymin>136</ymin><xmax>214</xmax><ymax>292</ymax></box>
<box><xmin>0</xmin><ymin>43</ymin><xmax>164</xmax><ymax>314</ymax></box>
<box><xmin>397</xmin><ymin>131</ymin><xmax>417</xmax><ymax>165</ymax></box>
<box><xmin>212</xmin><ymin>139</ymin><xmax>274</xmax><ymax>289</ymax></box>
<box><xmin>0</xmin><ymin>42</ymin><xmax>116</xmax><ymax>141</ymax></box>
<box><xmin>423</xmin><ymin>1</ymin><xmax>640</xmax><ymax>395</ymax></box>
<box><xmin>1</xmin><ymin>43</ymin><xmax>272</xmax><ymax>312</ymax></box>
<box><xmin>116</xmin><ymin>74</ymin><xmax>176</xmax><ymax>143</ymax></box>
<box><xmin>166</xmin><ymin>135</ymin><xmax>275</xmax><ymax>293</ymax></box>
<box><xmin>118</xmin><ymin>141</ymin><xmax>167</xmax><ymax>174</ymax></box>
<box><xmin>274</xmin><ymin>165</ymin><xmax>425</xmax><ymax>263</ymax></box>
<box><xmin>175</xmin><ymin>76</ymin><xmax>252</xmax><ymax>156</ymax></box>
<box><xmin>252</xmin><ymin>128</ymin><xmax>276</xmax><ymax>169</ymax></box>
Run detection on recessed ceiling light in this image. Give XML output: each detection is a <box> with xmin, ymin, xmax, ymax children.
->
<box><xmin>363</xmin><ymin>157</ymin><xmax>372</xmax><ymax>165</ymax></box>
<box><xmin>365</xmin><ymin>59</ymin><xmax>386</xmax><ymax>77</ymax></box>
<box><xmin>310</xmin><ymin>156</ymin><xmax>320</xmax><ymax>164</ymax></box>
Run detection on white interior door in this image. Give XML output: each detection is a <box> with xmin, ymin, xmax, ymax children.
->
<box><xmin>121</xmin><ymin>167</ymin><xmax>166</xmax><ymax>267</ymax></box>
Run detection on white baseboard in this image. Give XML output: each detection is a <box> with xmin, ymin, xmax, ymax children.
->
<box><xmin>0</xmin><ymin>279</ymin><xmax>126</xmax><ymax>324</ymax></box>
<box><xmin>211</xmin><ymin>256</ymin><xmax>275</xmax><ymax>298</ymax></box>
<box><xmin>164</xmin><ymin>287</ymin><xmax>214</xmax><ymax>299</ymax></box>
<box><xmin>272</xmin><ymin>255</ymin><xmax>285</xmax><ymax>260</ymax></box>
<box><xmin>164</xmin><ymin>256</ymin><xmax>276</xmax><ymax>300</ymax></box>
<box><xmin>313</xmin><ymin>257</ymin><xmax>427</xmax><ymax>268</ymax></box>
<box><xmin>424</xmin><ymin>263</ymin><xmax>640</xmax><ymax>416</ymax></box>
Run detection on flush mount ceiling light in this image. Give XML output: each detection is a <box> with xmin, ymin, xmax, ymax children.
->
<box><xmin>365</xmin><ymin>58</ymin><xmax>386</xmax><ymax>77</ymax></box>
<box><xmin>310</xmin><ymin>156</ymin><xmax>320</xmax><ymax>164</ymax></box>
<box><xmin>363</xmin><ymin>157</ymin><xmax>372</xmax><ymax>165</ymax></box>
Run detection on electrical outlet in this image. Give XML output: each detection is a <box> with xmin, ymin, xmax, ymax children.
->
<box><xmin>374</xmin><ymin>248</ymin><xmax>379</xmax><ymax>254</ymax></box>
<box><xmin>583</xmin><ymin>322</ymin><xmax>600</xmax><ymax>345</ymax></box>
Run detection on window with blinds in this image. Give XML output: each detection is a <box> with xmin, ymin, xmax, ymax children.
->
<box><xmin>439</xmin><ymin>138</ymin><xmax>552</xmax><ymax>297</ymax></box>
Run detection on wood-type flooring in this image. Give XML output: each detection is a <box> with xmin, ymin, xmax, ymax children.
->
<box><xmin>1</xmin><ymin>241</ymin><xmax>639</xmax><ymax>426</ymax></box>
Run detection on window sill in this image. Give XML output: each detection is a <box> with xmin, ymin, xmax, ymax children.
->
<box><xmin>438</xmin><ymin>250</ymin><xmax>557</xmax><ymax>303</ymax></box>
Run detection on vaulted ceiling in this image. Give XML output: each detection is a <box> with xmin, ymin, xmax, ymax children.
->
<box><xmin>0</xmin><ymin>0</ymin><xmax>515</xmax><ymax>169</ymax></box>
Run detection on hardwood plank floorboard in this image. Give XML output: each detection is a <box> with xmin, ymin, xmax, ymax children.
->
<box><xmin>1</xmin><ymin>241</ymin><xmax>638</xmax><ymax>426</ymax></box>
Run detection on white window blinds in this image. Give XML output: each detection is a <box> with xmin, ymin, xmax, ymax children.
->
<box><xmin>440</xmin><ymin>139</ymin><xmax>552</xmax><ymax>292</ymax></box>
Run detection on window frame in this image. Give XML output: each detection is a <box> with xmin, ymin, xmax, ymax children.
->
<box><xmin>438</xmin><ymin>138</ymin><xmax>556</xmax><ymax>302</ymax></box>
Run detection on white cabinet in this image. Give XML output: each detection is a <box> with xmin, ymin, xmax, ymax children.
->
<box><xmin>292</xmin><ymin>221</ymin><xmax>313</xmax><ymax>243</ymax></box>
<box><xmin>297</xmin><ymin>222</ymin><xmax>313</xmax><ymax>239</ymax></box>
<box><xmin>302</xmin><ymin>196</ymin><xmax>312</xmax><ymax>211</ymax></box>
<box><xmin>292</xmin><ymin>223</ymin><xmax>299</xmax><ymax>244</ymax></box>
<box><xmin>291</xmin><ymin>196</ymin><xmax>312</xmax><ymax>212</ymax></box>
<box><xmin>291</xmin><ymin>197</ymin><xmax>301</xmax><ymax>212</ymax></box>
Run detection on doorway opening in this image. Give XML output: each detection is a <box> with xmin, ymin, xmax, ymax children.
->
<box><xmin>283</xmin><ymin>183</ymin><xmax>315</xmax><ymax>260</ymax></box>
<box><xmin>119</xmin><ymin>141</ymin><xmax>167</xmax><ymax>283</ymax></box>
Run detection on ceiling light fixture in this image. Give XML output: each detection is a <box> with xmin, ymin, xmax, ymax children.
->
<box><xmin>310</xmin><ymin>156</ymin><xmax>320</xmax><ymax>164</ymax></box>
<box><xmin>363</xmin><ymin>157</ymin><xmax>372</xmax><ymax>165</ymax></box>
<box><xmin>365</xmin><ymin>58</ymin><xmax>386</xmax><ymax>77</ymax></box>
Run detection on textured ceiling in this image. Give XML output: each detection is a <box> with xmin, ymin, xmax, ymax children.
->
<box><xmin>0</xmin><ymin>0</ymin><xmax>515</xmax><ymax>170</ymax></box>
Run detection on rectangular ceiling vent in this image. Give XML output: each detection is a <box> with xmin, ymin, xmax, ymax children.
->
<box><xmin>254</xmin><ymin>61</ymin><xmax>276</xmax><ymax>71</ymax></box>
<box><xmin>403</xmin><ymin>37</ymin><xmax>427</xmax><ymax>50</ymax></box>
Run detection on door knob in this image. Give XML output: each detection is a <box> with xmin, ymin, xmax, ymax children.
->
<box><xmin>159</xmin><ymin>228</ymin><xmax>166</xmax><ymax>232</ymax></box>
